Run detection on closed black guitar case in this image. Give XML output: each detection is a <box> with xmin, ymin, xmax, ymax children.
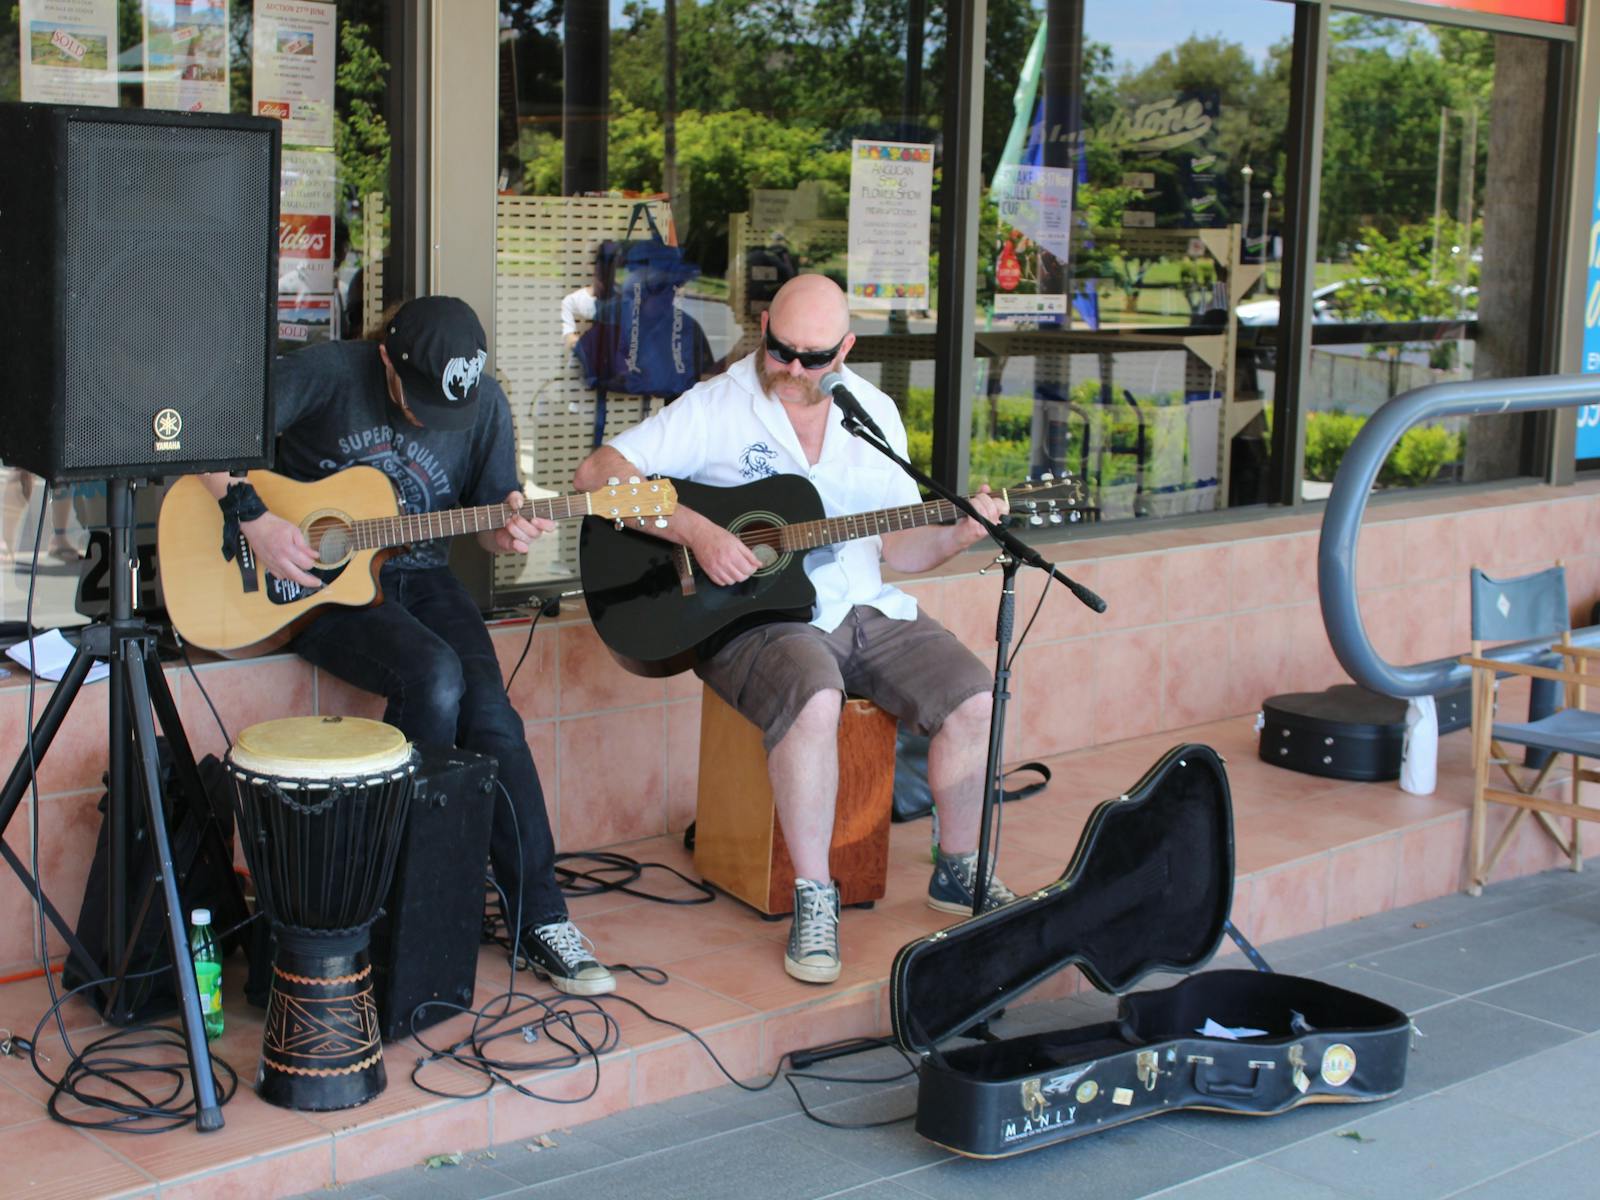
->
<box><xmin>889</xmin><ymin>744</ymin><xmax>1410</xmax><ymax>1159</ymax></box>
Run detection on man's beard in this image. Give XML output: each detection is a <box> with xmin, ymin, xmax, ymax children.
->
<box><xmin>756</xmin><ymin>351</ymin><xmax>825</xmax><ymax>406</ymax></box>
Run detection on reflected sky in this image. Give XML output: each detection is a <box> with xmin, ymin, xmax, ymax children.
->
<box><xmin>605</xmin><ymin>0</ymin><xmax>1291</xmax><ymax>69</ymax></box>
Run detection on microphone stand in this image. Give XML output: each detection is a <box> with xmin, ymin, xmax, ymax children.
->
<box><xmin>832</xmin><ymin>405</ymin><xmax>1105</xmax><ymax>920</ymax></box>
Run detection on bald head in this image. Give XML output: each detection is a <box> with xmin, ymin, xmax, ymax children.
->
<box><xmin>767</xmin><ymin>274</ymin><xmax>850</xmax><ymax>348</ymax></box>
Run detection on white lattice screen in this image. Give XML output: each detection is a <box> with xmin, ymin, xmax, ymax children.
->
<box><xmin>490</xmin><ymin>195</ymin><xmax>671</xmax><ymax>595</ymax></box>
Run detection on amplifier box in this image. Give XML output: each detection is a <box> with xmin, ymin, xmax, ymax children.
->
<box><xmin>369</xmin><ymin>745</ymin><xmax>497</xmax><ymax>1042</ymax></box>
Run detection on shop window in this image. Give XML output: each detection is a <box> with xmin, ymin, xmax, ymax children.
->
<box><xmin>977</xmin><ymin>0</ymin><xmax>1294</xmax><ymax>521</ymax></box>
<box><xmin>0</xmin><ymin>1</ymin><xmax>397</xmax><ymax>631</ymax></box>
<box><xmin>1306</xmin><ymin>13</ymin><xmax>1552</xmax><ymax>494</ymax></box>
<box><xmin>492</xmin><ymin>0</ymin><xmax>949</xmax><ymax>594</ymax></box>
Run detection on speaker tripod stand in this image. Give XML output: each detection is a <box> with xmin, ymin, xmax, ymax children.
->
<box><xmin>0</xmin><ymin>477</ymin><xmax>228</xmax><ymax>1132</ymax></box>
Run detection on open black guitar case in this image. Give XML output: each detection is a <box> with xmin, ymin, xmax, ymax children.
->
<box><xmin>889</xmin><ymin>744</ymin><xmax>1411</xmax><ymax>1159</ymax></box>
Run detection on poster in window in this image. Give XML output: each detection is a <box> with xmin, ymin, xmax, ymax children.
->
<box><xmin>252</xmin><ymin>0</ymin><xmax>337</xmax><ymax>148</ymax></box>
<box><xmin>847</xmin><ymin>140</ymin><xmax>933</xmax><ymax>311</ymax></box>
<box><xmin>988</xmin><ymin>164</ymin><xmax>1073</xmax><ymax>323</ymax></box>
<box><xmin>278</xmin><ymin>294</ymin><xmax>335</xmax><ymax>355</ymax></box>
<box><xmin>143</xmin><ymin>0</ymin><xmax>229</xmax><ymax>113</ymax></box>
<box><xmin>20</xmin><ymin>0</ymin><xmax>117</xmax><ymax>107</ymax></box>
<box><xmin>279</xmin><ymin>149</ymin><xmax>338</xmax><ymax>300</ymax></box>
<box><xmin>1576</xmin><ymin>116</ymin><xmax>1600</xmax><ymax>462</ymax></box>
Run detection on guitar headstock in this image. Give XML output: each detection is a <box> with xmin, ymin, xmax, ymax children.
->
<box><xmin>589</xmin><ymin>476</ymin><xmax>679</xmax><ymax>529</ymax></box>
<box><xmin>999</xmin><ymin>474</ymin><xmax>1097</xmax><ymax>529</ymax></box>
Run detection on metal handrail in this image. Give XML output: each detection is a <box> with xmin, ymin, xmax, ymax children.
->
<box><xmin>1319</xmin><ymin>374</ymin><xmax>1600</xmax><ymax>698</ymax></box>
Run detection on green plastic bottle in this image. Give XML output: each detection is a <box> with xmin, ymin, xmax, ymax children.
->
<box><xmin>189</xmin><ymin>908</ymin><xmax>223</xmax><ymax>1041</ymax></box>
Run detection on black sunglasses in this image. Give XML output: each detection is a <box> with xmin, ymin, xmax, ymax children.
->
<box><xmin>764</xmin><ymin>326</ymin><xmax>845</xmax><ymax>370</ymax></box>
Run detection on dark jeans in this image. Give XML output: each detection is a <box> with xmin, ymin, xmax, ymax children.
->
<box><xmin>290</xmin><ymin>564</ymin><xmax>565</xmax><ymax>928</ymax></box>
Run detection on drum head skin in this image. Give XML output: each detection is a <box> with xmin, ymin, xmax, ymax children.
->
<box><xmin>227</xmin><ymin>716</ymin><xmax>412</xmax><ymax>780</ymax></box>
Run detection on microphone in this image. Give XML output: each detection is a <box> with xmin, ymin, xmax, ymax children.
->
<box><xmin>819</xmin><ymin>371</ymin><xmax>886</xmax><ymax>440</ymax></box>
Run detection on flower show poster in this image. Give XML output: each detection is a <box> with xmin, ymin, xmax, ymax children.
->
<box><xmin>848</xmin><ymin>140</ymin><xmax>934</xmax><ymax>311</ymax></box>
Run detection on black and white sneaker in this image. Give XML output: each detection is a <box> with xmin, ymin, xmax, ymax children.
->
<box><xmin>514</xmin><ymin>920</ymin><xmax>615</xmax><ymax>995</ymax></box>
<box><xmin>785</xmin><ymin>878</ymin><xmax>841</xmax><ymax>984</ymax></box>
<box><xmin>928</xmin><ymin>851</ymin><xmax>1018</xmax><ymax>915</ymax></box>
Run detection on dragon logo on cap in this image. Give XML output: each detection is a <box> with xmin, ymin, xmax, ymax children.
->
<box><xmin>440</xmin><ymin>349</ymin><xmax>488</xmax><ymax>403</ymax></box>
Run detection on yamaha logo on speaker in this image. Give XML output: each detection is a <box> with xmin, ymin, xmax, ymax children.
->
<box><xmin>153</xmin><ymin>408</ymin><xmax>182</xmax><ymax>452</ymax></box>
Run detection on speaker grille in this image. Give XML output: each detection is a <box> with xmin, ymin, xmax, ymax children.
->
<box><xmin>63</xmin><ymin>120</ymin><xmax>272</xmax><ymax>472</ymax></box>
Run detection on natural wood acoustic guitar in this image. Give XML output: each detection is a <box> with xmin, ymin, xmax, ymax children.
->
<box><xmin>159</xmin><ymin>466</ymin><xmax>676</xmax><ymax>657</ymax></box>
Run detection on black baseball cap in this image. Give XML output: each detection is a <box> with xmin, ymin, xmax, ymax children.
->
<box><xmin>383</xmin><ymin>296</ymin><xmax>489</xmax><ymax>431</ymax></box>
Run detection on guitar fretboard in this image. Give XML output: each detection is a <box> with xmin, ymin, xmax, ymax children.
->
<box><xmin>773</xmin><ymin>498</ymin><xmax>976</xmax><ymax>552</ymax></box>
<box><xmin>350</xmin><ymin>494</ymin><xmax>593</xmax><ymax>552</ymax></box>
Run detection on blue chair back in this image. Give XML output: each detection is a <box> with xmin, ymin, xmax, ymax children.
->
<box><xmin>1469</xmin><ymin>566</ymin><xmax>1569</xmax><ymax>643</ymax></box>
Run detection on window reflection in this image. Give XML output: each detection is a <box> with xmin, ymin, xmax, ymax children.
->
<box><xmin>976</xmin><ymin>0</ymin><xmax>1293</xmax><ymax>519</ymax></box>
<box><xmin>1306</xmin><ymin>14</ymin><xmax>1548</xmax><ymax>493</ymax></box>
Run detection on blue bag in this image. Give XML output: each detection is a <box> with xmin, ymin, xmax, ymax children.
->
<box><xmin>574</xmin><ymin>205</ymin><xmax>714</xmax><ymax>440</ymax></box>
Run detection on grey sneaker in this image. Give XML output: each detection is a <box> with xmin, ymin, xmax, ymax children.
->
<box><xmin>515</xmin><ymin>920</ymin><xmax>615</xmax><ymax>995</ymax></box>
<box><xmin>928</xmin><ymin>850</ymin><xmax>1018</xmax><ymax>915</ymax></box>
<box><xmin>785</xmin><ymin>878</ymin><xmax>841</xmax><ymax>984</ymax></box>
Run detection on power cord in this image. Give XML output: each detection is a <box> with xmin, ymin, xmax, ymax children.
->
<box><xmin>503</xmin><ymin>595</ymin><xmax>562</xmax><ymax>695</ymax></box>
<box><xmin>553</xmin><ymin>851</ymin><xmax>715</xmax><ymax>905</ymax></box>
<box><xmin>22</xmin><ymin>910</ymin><xmax>259</xmax><ymax>1133</ymax></box>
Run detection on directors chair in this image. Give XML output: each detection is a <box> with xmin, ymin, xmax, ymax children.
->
<box><xmin>1460</xmin><ymin>564</ymin><xmax>1599</xmax><ymax>894</ymax></box>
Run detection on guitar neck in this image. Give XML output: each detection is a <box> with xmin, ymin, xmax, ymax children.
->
<box><xmin>774</xmin><ymin>496</ymin><xmax>980</xmax><ymax>553</ymax></box>
<box><xmin>353</xmin><ymin>494</ymin><xmax>593</xmax><ymax>551</ymax></box>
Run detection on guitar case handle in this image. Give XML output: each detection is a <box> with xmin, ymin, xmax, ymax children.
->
<box><xmin>1190</xmin><ymin>1056</ymin><xmax>1275</xmax><ymax>1098</ymax></box>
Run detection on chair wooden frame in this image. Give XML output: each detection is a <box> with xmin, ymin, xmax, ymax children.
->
<box><xmin>1460</xmin><ymin>624</ymin><xmax>1599</xmax><ymax>895</ymax></box>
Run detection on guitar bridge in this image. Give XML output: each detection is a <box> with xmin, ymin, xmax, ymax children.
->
<box><xmin>233</xmin><ymin>530</ymin><xmax>259</xmax><ymax>594</ymax></box>
<box><xmin>673</xmin><ymin>544</ymin><xmax>696</xmax><ymax>597</ymax></box>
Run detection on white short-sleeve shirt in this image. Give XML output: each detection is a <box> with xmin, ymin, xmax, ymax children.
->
<box><xmin>606</xmin><ymin>353</ymin><xmax>923</xmax><ymax>632</ymax></box>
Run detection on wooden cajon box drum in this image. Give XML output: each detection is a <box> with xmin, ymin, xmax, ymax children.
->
<box><xmin>694</xmin><ymin>686</ymin><xmax>897</xmax><ymax>915</ymax></box>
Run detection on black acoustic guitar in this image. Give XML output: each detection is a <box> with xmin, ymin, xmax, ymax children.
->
<box><xmin>579</xmin><ymin>474</ymin><xmax>1087</xmax><ymax>677</ymax></box>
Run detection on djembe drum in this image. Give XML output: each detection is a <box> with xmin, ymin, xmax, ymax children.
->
<box><xmin>225</xmin><ymin>716</ymin><xmax>416</xmax><ymax>1111</ymax></box>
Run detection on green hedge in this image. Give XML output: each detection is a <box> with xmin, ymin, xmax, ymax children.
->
<box><xmin>1304</xmin><ymin>411</ymin><xmax>1462</xmax><ymax>486</ymax></box>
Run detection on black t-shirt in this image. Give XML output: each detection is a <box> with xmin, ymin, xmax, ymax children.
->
<box><xmin>271</xmin><ymin>340</ymin><xmax>519</xmax><ymax>569</ymax></box>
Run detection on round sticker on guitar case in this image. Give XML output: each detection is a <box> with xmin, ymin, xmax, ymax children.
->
<box><xmin>1320</xmin><ymin>1043</ymin><xmax>1357</xmax><ymax>1087</ymax></box>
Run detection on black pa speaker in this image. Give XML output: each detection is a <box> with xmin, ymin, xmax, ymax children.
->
<box><xmin>369</xmin><ymin>745</ymin><xmax>498</xmax><ymax>1042</ymax></box>
<box><xmin>0</xmin><ymin>102</ymin><xmax>279</xmax><ymax>482</ymax></box>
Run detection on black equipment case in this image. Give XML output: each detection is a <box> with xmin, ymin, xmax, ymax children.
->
<box><xmin>1259</xmin><ymin>683</ymin><xmax>1474</xmax><ymax>783</ymax></box>
<box><xmin>889</xmin><ymin>744</ymin><xmax>1411</xmax><ymax>1159</ymax></box>
<box><xmin>1259</xmin><ymin>685</ymin><xmax>1408</xmax><ymax>781</ymax></box>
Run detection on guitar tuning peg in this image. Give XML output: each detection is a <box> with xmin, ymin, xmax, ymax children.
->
<box><xmin>606</xmin><ymin>476</ymin><xmax>620</xmax><ymax>486</ymax></box>
<box><xmin>654</xmin><ymin>517</ymin><xmax>668</xmax><ymax>529</ymax></box>
<box><xmin>1029</xmin><ymin>513</ymin><xmax>1044</xmax><ymax>527</ymax></box>
<box><xmin>627</xmin><ymin>475</ymin><xmax>641</xmax><ymax>484</ymax></box>
<box><xmin>613</xmin><ymin>518</ymin><xmax>624</xmax><ymax>531</ymax></box>
<box><xmin>1049</xmin><ymin>511</ymin><xmax>1063</xmax><ymax>525</ymax></box>
<box><xmin>1040</xmin><ymin>472</ymin><xmax>1054</xmax><ymax>482</ymax></box>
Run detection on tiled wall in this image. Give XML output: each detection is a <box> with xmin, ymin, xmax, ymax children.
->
<box><xmin>3</xmin><ymin>481</ymin><xmax>1596</xmax><ymax>972</ymax></box>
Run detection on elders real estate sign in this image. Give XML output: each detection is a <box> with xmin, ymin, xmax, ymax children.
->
<box><xmin>1403</xmin><ymin>0</ymin><xmax>1569</xmax><ymax>22</ymax></box>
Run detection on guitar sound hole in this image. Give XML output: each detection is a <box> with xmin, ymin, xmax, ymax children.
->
<box><xmin>309</xmin><ymin>520</ymin><xmax>353</xmax><ymax>565</ymax></box>
<box><xmin>726</xmin><ymin>512</ymin><xmax>786</xmax><ymax>576</ymax></box>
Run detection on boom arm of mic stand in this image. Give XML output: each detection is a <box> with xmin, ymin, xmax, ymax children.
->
<box><xmin>835</xmin><ymin>416</ymin><xmax>1106</xmax><ymax>613</ymax></box>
